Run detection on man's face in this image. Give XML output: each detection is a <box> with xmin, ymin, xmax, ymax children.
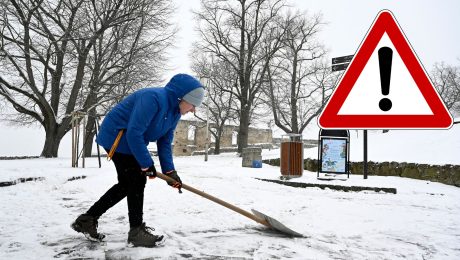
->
<box><xmin>179</xmin><ymin>100</ymin><xmax>196</xmax><ymax>115</ymax></box>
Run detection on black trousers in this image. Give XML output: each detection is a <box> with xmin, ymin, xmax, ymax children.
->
<box><xmin>87</xmin><ymin>152</ymin><xmax>147</xmax><ymax>227</ymax></box>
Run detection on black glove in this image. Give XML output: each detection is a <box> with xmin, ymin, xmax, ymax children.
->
<box><xmin>143</xmin><ymin>165</ymin><xmax>157</xmax><ymax>179</ymax></box>
<box><xmin>165</xmin><ymin>170</ymin><xmax>182</xmax><ymax>193</ymax></box>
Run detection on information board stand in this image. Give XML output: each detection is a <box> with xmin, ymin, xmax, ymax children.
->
<box><xmin>317</xmin><ymin>129</ymin><xmax>350</xmax><ymax>180</ymax></box>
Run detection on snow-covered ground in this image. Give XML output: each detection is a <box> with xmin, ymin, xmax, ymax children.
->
<box><xmin>0</xmin><ymin>123</ymin><xmax>459</xmax><ymax>259</ymax></box>
<box><xmin>1</xmin><ymin>150</ymin><xmax>459</xmax><ymax>259</ymax></box>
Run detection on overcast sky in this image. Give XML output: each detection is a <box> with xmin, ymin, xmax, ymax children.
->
<box><xmin>1</xmin><ymin>0</ymin><xmax>459</xmax><ymax>154</ymax></box>
<box><xmin>166</xmin><ymin>0</ymin><xmax>460</xmax><ymax>82</ymax></box>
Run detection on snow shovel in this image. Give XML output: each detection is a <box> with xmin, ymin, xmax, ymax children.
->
<box><xmin>156</xmin><ymin>172</ymin><xmax>303</xmax><ymax>237</ymax></box>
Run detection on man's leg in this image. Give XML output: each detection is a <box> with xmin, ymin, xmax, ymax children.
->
<box><xmin>86</xmin><ymin>152</ymin><xmax>136</xmax><ymax>217</ymax></box>
<box><xmin>72</xmin><ymin>152</ymin><xmax>134</xmax><ymax>240</ymax></box>
<box><xmin>126</xmin><ymin>176</ymin><xmax>146</xmax><ymax>227</ymax></box>
<box><xmin>116</xmin><ymin>155</ymin><xmax>164</xmax><ymax>247</ymax></box>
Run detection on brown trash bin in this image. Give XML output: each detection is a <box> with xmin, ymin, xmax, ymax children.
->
<box><xmin>280</xmin><ymin>134</ymin><xmax>303</xmax><ymax>177</ymax></box>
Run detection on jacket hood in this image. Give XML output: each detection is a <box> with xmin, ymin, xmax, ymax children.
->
<box><xmin>165</xmin><ymin>74</ymin><xmax>204</xmax><ymax>101</ymax></box>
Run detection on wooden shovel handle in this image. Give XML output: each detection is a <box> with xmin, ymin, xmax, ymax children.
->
<box><xmin>156</xmin><ymin>173</ymin><xmax>270</xmax><ymax>227</ymax></box>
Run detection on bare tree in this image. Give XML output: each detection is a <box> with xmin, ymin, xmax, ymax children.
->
<box><xmin>0</xmin><ymin>0</ymin><xmax>175</xmax><ymax>157</ymax></box>
<box><xmin>81</xmin><ymin>0</ymin><xmax>176</xmax><ymax>156</ymax></box>
<box><xmin>431</xmin><ymin>61</ymin><xmax>460</xmax><ymax>117</ymax></box>
<box><xmin>194</xmin><ymin>0</ymin><xmax>286</xmax><ymax>153</ymax></box>
<box><xmin>265</xmin><ymin>11</ymin><xmax>335</xmax><ymax>134</ymax></box>
<box><xmin>191</xmin><ymin>54</ymin><xmax>239</xmax><ymax>154</ymax></box>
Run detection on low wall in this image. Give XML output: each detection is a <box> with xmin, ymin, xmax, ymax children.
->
<box><xmin>263</xmin><ymin>158</ymin><xmax>460</xmax><ymax>187</ymax></box>
<box><xmin>0</xmin><ymin>156</ymin><xmax>40</xmax><ymax>160</ymax></box>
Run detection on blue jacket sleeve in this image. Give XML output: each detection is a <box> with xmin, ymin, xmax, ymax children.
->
<box><xmin>126</xmin><ymin>93</ymin><xmax>157</xmax><ymax>168</ymax></box>
<box><xmin>157</xmin><ymin>127</ymin><xmax>175</xmax><ymax>173</ymax></box>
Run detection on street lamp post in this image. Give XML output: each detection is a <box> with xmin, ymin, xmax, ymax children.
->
<box><xmin>205</xmin><ymin>78</ymin><xmax>210</xmax><ymax>162</ymax></box>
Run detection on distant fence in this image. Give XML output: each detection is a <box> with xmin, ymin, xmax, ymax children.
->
<box><xmin>263</xmin><ymin>158</ymin><xmax>460</xmax><ymax>187</ymax></box>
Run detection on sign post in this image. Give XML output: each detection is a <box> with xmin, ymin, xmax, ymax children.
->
<box><xmin>363</xmin><ymin>130</ymin><xmax>368</xmax><ymax>179</ymax></box>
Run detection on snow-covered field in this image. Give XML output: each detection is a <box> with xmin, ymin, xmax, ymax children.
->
<box><xmin>1</xmin><ymin>150</ymin><xmax>459</xmax><ymax>259</ymax></box>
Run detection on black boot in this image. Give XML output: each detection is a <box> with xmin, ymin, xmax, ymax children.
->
<box><xmin>71</xmin><ymin>214</ymin><xmax>105</xmax><ymax>241</ymax></box>
<box><xmin>127</xmin><ymin>223</ymin><xmax>164</xmax><ymax>247</ymax></box>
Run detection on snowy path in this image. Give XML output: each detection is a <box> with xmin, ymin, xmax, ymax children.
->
<box><xmin>1</xmin><ymin>155</ymin><xmax>459</xmax><ymax>259</ymax></box>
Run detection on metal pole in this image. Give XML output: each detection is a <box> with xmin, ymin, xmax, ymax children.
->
<box><xmin>347</xmin><ymin>130</ymin><xmax>350</xmax><ymax>179</ymax></box>
<box><xmin>317</xmin><ymin>131</ymin><xmax>321</xmax><ymax>178</ymax></box>
<box><xmin>204</xmin><ymin>79</ymin><xmax>210</xmax><ymax>162</ymax></box>
<box><xmin>363</xmin><ymin>130</ymin><xmax>368</xmax><ymax>179</ymax></box>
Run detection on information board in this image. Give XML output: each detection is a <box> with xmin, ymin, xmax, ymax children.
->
<box><xmin>320</xmin><ymin>138</ymin><xmax>348</xmax><ymax>174</ymax></box>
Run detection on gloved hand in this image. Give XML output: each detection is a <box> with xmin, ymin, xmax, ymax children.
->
<box><xmin>142</xmin><ymin>165</ymin><xmax>157</xmax><ymax>179</ymax></box>
<box><xmin>165</xmin><ymin>170</ymin><xmax>182</xmax><ymax>193</ymax></box>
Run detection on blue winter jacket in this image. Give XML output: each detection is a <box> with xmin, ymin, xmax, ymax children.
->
<box><xmin>96</xmin><ymin>74</ymin><xmax>203</xmax><ymax>171</ymax></box>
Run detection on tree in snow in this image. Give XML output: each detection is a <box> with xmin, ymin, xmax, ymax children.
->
<box><xmin>79</xmin><ymin>0</ymin><xmax>176</xmax><ymax>157</ymax></box>
<box><xmin>430</xmin><ymin>61</ymin><xmax>460</xmax><ymax>117</ymax></box>
<box><xmin>264</xmin><ymin>11</ymin><xmax>337</xmax><ymax>134</ymax></box>
<box><xmin>191</xmin><ymin>54</ymin><xmax>239</xmax><ymax>154</ymax></box>
<box><xmin>194</xmin><ymin>0</ymin><xmax>287</xmax><ymax>153</ymax></box>
<box><xmin>0</xmin><ymin>0</ymin><xmax>175</xmax><ymax>157</ymax></box>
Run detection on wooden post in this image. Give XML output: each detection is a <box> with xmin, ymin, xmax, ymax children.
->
<box><xmin>76</xmin><ymin>116</ymin><xmax>80</xmax><ymax>168</ymax></box>
<box><xmin>95</xmin><ymin>119</ymin><xmax>101</xmax><ymax>168</ymax></box>
<box><xmin>71</xmin><ymin>111</ymin><xmax>89</xmax><ymax>168</ymax></box>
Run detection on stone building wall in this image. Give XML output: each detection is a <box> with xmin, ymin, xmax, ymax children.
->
<box><xmin>248</xmin><ymin>128</ymin><xmax>272</xmax><ymax>144</ymax></box>
<box><xmin>173</xmin><ymin>120</ymin><xmax>202</xmax><ymax>156</ymax></box>
<box><xmin>172</xmin><ymin>120</ymin><xmax>272</xmax><ymax>156</ymax></box>
<box><xmin>219</xmin><ymin>125</ymin><xmax>238</xmax><ymax>147</ymax></box>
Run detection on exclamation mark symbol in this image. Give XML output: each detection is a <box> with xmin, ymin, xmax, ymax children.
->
<box><xmin>378</xmin><ymin>47</ymin><xmax>393</xmax><ymax>111</ymax></box>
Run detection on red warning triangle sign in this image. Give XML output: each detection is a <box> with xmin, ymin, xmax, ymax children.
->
<box><xmin>318</xmin><ymin>10</ymin><xmax>453</xmax><ymax>129</ymax></box>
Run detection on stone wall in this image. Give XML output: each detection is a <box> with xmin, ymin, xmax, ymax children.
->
<box><xmin>173</xmin><ymin>120</ymin><xmax>200</xmax><ymax>156</ymax></box>
<box><xmin>248</xmin><ymin>128</ymin><xmax>272</xmax><ymax>144</ymax></box>
<box><xmin>272</xmin><ymin>138</ymin><xmax>317</xmax><ymax>148</ymax></box>
<box><xmin>173</xmin><ymin>120</ymin><xmax>272</xmax><ymax>156</ymax></box>
<box><xmin>263</xmin><ymin>158</ymin><xmax>460</xmax><ymax>187</ymax></box>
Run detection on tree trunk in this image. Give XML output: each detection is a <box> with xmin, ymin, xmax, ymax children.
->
<box><xmin>40</xmin><ymin>127</ymin><xmax>62</xmax><ymax>157</ymax></box>
<box><xmin>83</xmin><ymin>118</ymin><xmax>96</xmax><ymax>157</ymax></box>
<box><xmin>213</xmin><ymin>127</ymin><xmax>225</xmax><ymax>155</ymax></box>
<box><xmin>83</xmin><ymin>106</ymin><xmax>98</xmax><ymax>157</ymax></box>
<box><xmin>214</xmin><ymin>136</ymin><xmax>221</xmax><ymax>155</ymax></box>
<box><xmin>291</xmin><ymin>54</ymin><xmax>299</xmax><ymax>134</ymax></box>
<box><xmin>238</xmin><ymin>104</ymin><xmax>250</xmax><ymax>153</ymax></box>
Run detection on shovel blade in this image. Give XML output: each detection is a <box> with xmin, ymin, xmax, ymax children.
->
<box><xmin>251</xmin><ymin>209</ymin><xmax>303</xmax><ymax>237</ymax></box>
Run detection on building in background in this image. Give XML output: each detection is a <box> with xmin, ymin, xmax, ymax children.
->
<box><xmin>172</xmin><ymin>120</ymin><xmax>273</xmax><ymax>156</ymax></box>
